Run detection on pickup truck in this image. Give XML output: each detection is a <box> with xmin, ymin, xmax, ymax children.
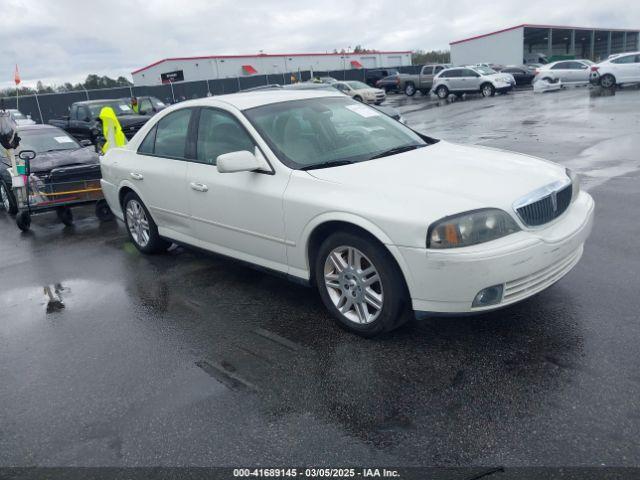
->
<box><xmin>399</xmin><ymin>64</ymin><xmax>452</xmax><ymax>96</ymax></box>
<box><xmin>49</xmin><ymin>99</ymin><xmax>151</xmax><ymax>144</ymax></box>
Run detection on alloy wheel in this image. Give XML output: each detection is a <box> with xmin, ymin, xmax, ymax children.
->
<box><xmin>601</xmin><ymin>75</ymin><xmax>615</xmax><ymax>88</ymax></box>
<box><xmin>126</xmin><ymin>199</ymin><xmax>150</xmax><ymax>247</ymax></box>
<box><xmin>482</xmin><ymin>84</ymin><xmax>493</xmax><ymax>97</ymax></box>
<box><xmin>323</xmin><ymin>245</ymin><xmax>384</xmax><ymax>324</ymax></box>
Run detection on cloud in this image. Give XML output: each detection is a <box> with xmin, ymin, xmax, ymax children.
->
<box><xmin>1</xmin><ymin>0</ymin><xmax>639</xmax><ymax>89</ymax></box>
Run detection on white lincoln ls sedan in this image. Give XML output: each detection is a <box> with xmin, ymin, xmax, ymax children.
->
<box><xmin>100</xmin><ymin>90</ymin><xmax>594</xmax><ymax>337</ymax></box>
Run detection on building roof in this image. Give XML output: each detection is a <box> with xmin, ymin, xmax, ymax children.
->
<box><xmin>450</xmin><ymin>24</ymin><xmax>640</xmax><ymax>45</ymax></box>
<box><xmin>131</xmin><ymin>51</ymin><xmax>412</xmax><ymax>75</ymax></box>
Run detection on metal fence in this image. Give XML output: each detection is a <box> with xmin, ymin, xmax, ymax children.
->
<box><xmin>0</xmin><ymin>66</ymin><xmax>422</xmax><ymax>125</ymax></box>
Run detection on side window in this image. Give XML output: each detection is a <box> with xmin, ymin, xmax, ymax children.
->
<box><xmin>196</xmin><ymin>109</ymin><xmax>255</xmax><ymax>165</ymax></box>
<box><xmin>154</xmin><ymin>109</ymin><xmax>192</xmax><ymax>159</ymax></box>
<box><xmin>139</xmin><ymin>98</ymin><xmax>153</xmax><ymax>113</ymax></box>
<box><xmin>138</xmin><ymin>125</ymin><xmax>157</xmax><ymax>155</ymax></box>
<box><xmin>79</xmin><ymin>107</ymin><xmax>90</xmax><ymax>121</ymax></box>
<box><xmin>422</xmin><ymin>66</ymin><xmax>433</xmax><ymax>75</ymax></box>
<box><xmin>612</xmin><ymin>55</ymin><xmax>634</xmax><ymax>64</ymax></box>
<box><xmin>461</xmin><ymin>69</ymin><xmax>478</xmax><ymax>77</ymax></box>
<box><xmin>434</xmin><ymin>66</ymin><xmax>444</xmax><ymax>73</ymax></box>
<box><xmin>70</xmin><ymin>105</ymin><xmax>78</xmax><ymax>120</ymax></box>
<box><xmin>552</xmin><ymin>62</ymin><xmax>569</xmax><ymax>70</ymax></box>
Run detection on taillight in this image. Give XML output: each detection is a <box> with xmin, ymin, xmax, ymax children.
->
<box><xmin>591</xmin><ymin>66</ymin><xmax>599</xmax><ymax>72</ymax></box>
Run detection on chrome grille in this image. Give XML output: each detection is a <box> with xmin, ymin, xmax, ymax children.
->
<box><xmin>515</xmin><ymin>183</ymin><xmax>572</xmax><ymax>227</ymax></box>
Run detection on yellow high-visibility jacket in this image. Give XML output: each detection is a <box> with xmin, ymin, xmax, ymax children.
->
<box><xmin>99</xmin><ymin>107</ymin><xmax>127</xmax><ymax>154</ymax></box>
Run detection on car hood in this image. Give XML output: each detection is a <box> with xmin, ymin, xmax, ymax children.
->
<box><xmin>117</xmin><ymin>115</ymin><xmax>151</xmax><ymax>127</ymax></box>
<box><xmin>27</xmin><ymin>147</ymin><xmax>99</xmax><ymax>173</ymax></box>
<box><xmin>306</xmin><ymin>140</ymin><xmax>566</xmax><ymax>217</ymax></box>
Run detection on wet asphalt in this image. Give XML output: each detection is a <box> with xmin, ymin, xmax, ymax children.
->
<box><xmin>0</xmin><ymin>86</ymin><xmax>639</xmax><ymax>468</ymax></box>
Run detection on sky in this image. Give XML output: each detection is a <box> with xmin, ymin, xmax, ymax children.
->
<box><xmin>1</xmin><ymin>0</ymin><xmax>639</xmax><ymax>89</ymax></box>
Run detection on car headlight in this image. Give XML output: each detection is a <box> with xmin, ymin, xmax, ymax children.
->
<box><xmin>566</xmin><ymin>168</ymin><xmax>580</xmax><ymax>201</ymax></box>
<box><xmin>427</xmin><ymin>208</ymin><xmax>520</xmax><ymax>249</ymax></box>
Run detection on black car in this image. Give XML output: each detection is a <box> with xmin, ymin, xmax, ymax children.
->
<box><xmin>501</xmin><ymin>66</ymin><xmax>537</xmax><ymax>86</ymax></box>
<box><xmin>364</xmin><ymin>68</ymin><xmax>399</xmax><ymax>87</ymax></box>
<box><xmin>0</xmin><ymin>125</ymin><xmax>100</xmax><ymax>215</ymax></box>
<box><xmin>375</xmin><ymin>74</ymin><xmax>401</xmax><ymax>93</ymax></box>
<box><xmin>121</xmin><ymin>96</ymin><xmax>168</xmax><ymax>116</ymax></box>
<box><xmin>49</xmin><ymin>99</ymin><xmax>152</xmax><ymax>144</ymax></box>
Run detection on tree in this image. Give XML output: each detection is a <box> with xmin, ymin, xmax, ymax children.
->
<box><xmin>411</xmin><ymin>50</ymin><xmax>451</xmax><ymax>65</ymax></box>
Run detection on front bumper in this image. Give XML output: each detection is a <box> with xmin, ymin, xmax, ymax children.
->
<box><xmin>399</xmin><ymin>191</ymin><xmax>594</xmax><ymax>314</ymax></box>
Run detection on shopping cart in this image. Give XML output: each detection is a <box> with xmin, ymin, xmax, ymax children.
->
<box><xmin>11</xmin><ymin>150</ymin><xmax>113</xmax><ymax>231</ymax></box>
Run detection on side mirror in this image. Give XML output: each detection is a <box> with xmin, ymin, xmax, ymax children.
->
<box><xmin>216</xmin><ymin>150</ymin><xmax>261</xmax><ymax>173</ymax></box>
<box><xmin>79</xmin><ymin>139</ymin><xmax>93</xmax><ymax>147</ymax></box>
<box><xmin>19</xmin><ymin>150</ymin><xmax>37</xmax><ymax>162</ymax></box>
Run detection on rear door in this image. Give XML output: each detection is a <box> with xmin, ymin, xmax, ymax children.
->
<box><xmin>129</xmin><ymin>108</ymin><xmax>194</xmax><ymax>239</ymax></box>
<box><xmin>420</xmin><ymin>66</ymin><xmax>433</xmax><ymax>87</ymax></box>
<box><xmin>186</xmin><ymin>107</ymin><xmax>288</xmax><ymax>270</ymax></box>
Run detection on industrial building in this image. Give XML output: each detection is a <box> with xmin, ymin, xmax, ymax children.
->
<box><xmin>450</xmin><ymin>24</ymin><xmax>640</xmax><ymax>66</ymax></box>
<box><xmin>131</xmin><ymin>51</ymin><xmax>412</xmax><ymax>86</ymax></box>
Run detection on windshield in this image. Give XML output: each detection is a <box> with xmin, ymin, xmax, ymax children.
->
<box><xmin>88</xmin><ymin>102</ymin><xmax>134</xmax><ymax>117</ymax></box>
<box><xmin>10</xmin><ymin>111</ymin><xmax>26</xmax><ymax>120</ymax></box>
<box><xmin>16</xmin><ymin>129</ymin><xmax>80</xmax><ymax>153</ymax></box>
<box><xmin>475</xmin><ymin>66</ymin><xmax>496</xmax><ymax>75</ymax></box>
<box><xmin>244</xmin><ymin>97</ymin><xmax>428</xmax><ymax>169</ymax></box>
<box><xmin>346</xmin><ymin>81</ymin><xmax>369</xmax><ymax>90</ymax></box>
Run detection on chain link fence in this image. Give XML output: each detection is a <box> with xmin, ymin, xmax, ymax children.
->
<box><xmin>0</xmin><ymin>66</ymin><xmax>421</xmax><ymax>125</ymax></box>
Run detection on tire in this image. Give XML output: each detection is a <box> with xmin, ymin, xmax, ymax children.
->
<box><xmin>481</xmin><ymin>83</ymin><xmax>496</xmax><ymax>97</ymax></box>
<box><xmin>314</xmin><ymin>231</ymin><xmax>410</xmax><ymax>337</ymax></box>
<box><xmin>436</xmin><ymin>85</ymin><xmax>449</xmax><ymax>99</ymax></box>
<box><xmin>353</xmin><ymin>95</ymin><xmax>363</xmax><ymax>102</ymax></box>
<box><xmin>95</xmin><ymin>199</ymin><xmax>114</xmax><ymax>222</ymax></box>
<box><xmin>16</xmin><ymin>211</ymin><xmax>31</xmax><ymax>231</ymax></box>
<box><xmin>0</xmin><ymin>180</ymin><xmax>18</xmax><ymax>215</ymax></box>
<box><xmin>404</xmin><ymin>82</ymin><xmax>416</xmax><ymax>96</ymax></box>
<box><xmin>600</xmin><ymin>74</ymin><xmax>616</xmax><ymax>89</ymax></box>
<box><xmin>56</xmin><ymin>207</ymin><xmax>74</xmax><ymax>226</ymax></box>
<box><xmin>122</xmin><ymin>191</ymin><xmax>170</xmax><ymax>254</ymax></box>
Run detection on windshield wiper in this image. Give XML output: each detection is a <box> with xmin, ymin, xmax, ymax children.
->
<box><xmin>300</xmin><ymin>160</ymin><xmax>355</xmax><ymax>171</ymax></box>
<box><xmin>369</xmin><ymin>144</ymin><xmax>426</xmax><ymax>160</ymax></box>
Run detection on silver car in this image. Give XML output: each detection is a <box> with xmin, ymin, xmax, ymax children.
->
<box><xmin>534</xmin><ymin>59</ymin><xmax>594</xmax><ymax>85</ymax></box>
<box><xmin>431</xmin><ymin>66</ymin><xmax>513</xmax><ymax>99</ymax></box>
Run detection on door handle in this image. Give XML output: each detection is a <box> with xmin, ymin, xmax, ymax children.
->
<box><xmin>129</xmin><ymin>172</ymin><xmax>143</xmax><ymax>181</ymax></box>
<box><xmin>190</xmin><ymin>182</ymin><xmax>208</xmax><ymax>192</ymax></box>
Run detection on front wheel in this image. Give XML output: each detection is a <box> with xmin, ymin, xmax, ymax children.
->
<box><xmin>56</xmin><ymin>207</ymin><xmax>74</xmax><ymax>226</ymax></box>
<box><xmin>16</xmin><ymin>211</ymin><xmax>31</xmax><ymax>231</ymax></box>
<box><xmin>481</xmin><ymin>83</ymin><xmax>496</xmax><ymax>97</ymax></box>
<box><xmin>436</xmin><ymin>85</ymin><xmax>449</xmax><ymax>99</ymax></box>
<box><xmin>314</xmin><ymin>231</ymin><xmax>410</xmax><ymax>337</ymax></box>
<box><xmin>353</xmin><ymin>95</ymin><xmax>363</xmax><ymax>102</ymax></box>
<box><xmin>600</xmin><ymin>74</ymin><xmax>616</xmax><ymax>89</ymax></box>
<box><xmin>0</xmin><ymin>181</ymin><xmax>18</xmax><ymax>215</ymax></box>
<box><xmin>123</xmin><ymin>192</ymin><xmax>170</xmax><ymax>254</ymax></box>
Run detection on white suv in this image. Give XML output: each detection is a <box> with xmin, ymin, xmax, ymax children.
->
<box><xmin>590</xmin><ymin>52</ymin><xmax>640</xmax><ymax>88</ymax></box>
<box><xmin>431</xmin><ymin>66</ymin><xmax>513</xmax><ymax>99</ymax></box>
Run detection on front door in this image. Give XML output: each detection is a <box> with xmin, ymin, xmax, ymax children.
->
<box><xmin>186</xmin><ymin>107</ymin><xmax>288</xmax><ymax>271</ymax></box>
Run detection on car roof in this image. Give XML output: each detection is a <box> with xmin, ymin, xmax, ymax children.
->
<box><xmin>74</xmin><ymin>99</ymin><xmax>127</xmax><ymax>105</ymax></box>
<box><xmin>176</xmin><ymin>89</ymin><xmax>344</xmax><ymax>111</ymax></box>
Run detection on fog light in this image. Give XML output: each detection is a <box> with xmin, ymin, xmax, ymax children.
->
<box><xmin>472</xmin><ymin>284</ymin><xmax>504</xmax><ymax>308</ymax></box>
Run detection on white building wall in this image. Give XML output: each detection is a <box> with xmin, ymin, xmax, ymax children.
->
<box><xmin>132</xmin><ymin>52</ymin><xmax>413</xmax><ymax>86</ymax></box>
<box><xmin>450</xmin><ymin>27</ymin><xmax>524</xmax><ymax>66</ymax></box>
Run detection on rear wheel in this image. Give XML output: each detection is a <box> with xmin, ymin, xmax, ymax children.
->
<box><xmin>16</xmin><ymin>211</ymin><xmax>31</xmax><ymax>231</ymax></box>
<box><xmin>436</xmin><ymin>85</ymin><xmax>449</xmax><ymax>99</ymax></box>
<box><xmin>314</xmin><ymin>231</ymin><xmax>410</xmax><ymax>337</ymax></box>
<box><xmin>0</xmin><ymin>181</ymin><xmax>18</xmax><ymax>215</ymax></box>
<box><xmin>56</xmin><ymin>207</ymin><xmax>74</xmax><ymax>226</ymax></box>
<box><xmin>600</xmin><ymin>74</ymin><xmax>616</xmax><ymax>89</ymax></box>
<box><xmin>481</xmin><ymin>83</ymin><xmax>496</xmax><ymax>97</ymax></box>
<box><xmin>95</xmin><ymin>199</ymin><xmax>114</xmax><ymax>222</ymax></box>
<box><xmin>404</xmin><ymin>82</ymin><xmax>416</xmax><ymax>96</ymax></box>
<box><xmin>123</xmin><ymin>191</ymin><xmax>170</xmax><ymax>254</ymax></box>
